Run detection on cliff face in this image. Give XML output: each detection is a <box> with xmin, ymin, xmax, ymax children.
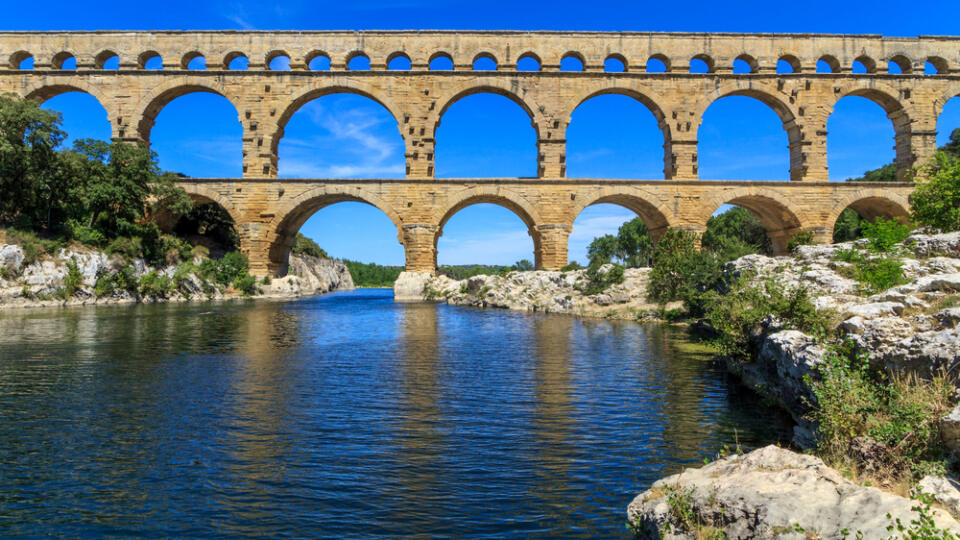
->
<box><xmin>263</xmin><ymin>254</ymin><xmax>354</xmax><ymax>297</ymax></box>
<box><xmin>0</xmin><ymin>242</ymin><xmax>352</xmax><ymax>308</ymax></box>
<box><xmin>393</xmin><ymin>266</ymin><xmax>676</xmax><ymax>318</ymax></box>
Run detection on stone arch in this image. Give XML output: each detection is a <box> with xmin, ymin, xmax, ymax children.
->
<box><xmin>429</xmin><ymin>51</ymin><xmax>454</xmax><ymax>69</ymax></box>
<box><xmin>181</xmin><ymin>51</ymin><xmax>205</xmax><ymax>69</ymax></box>
<box><xmin>266</xmin><ymin>186</ymin><xmax>405</xmax><ymax>276</ymax></box>
<box><xmin>23</xmin><ymin>82</ymin><xmax>115</xmax><ymax>135</ymax></box>
<box><xmin>133</xmin><ymin>79</ymin><xmax>241</xmax><ymax>143</ymax></box>
<box><xmin>517</xmin><ymin>51</ymin><xmax>542</xmax><ymax>69</ymax></box>
<box><xmin>433</xmin><ymin>188</ymin><xmax>542</xmax><ymax>268</ymax></box>
<box><xmin>853</xmin><ymin>55</ymin><xmax>877</xmax><ymax>73</ymax></box>
<box><xmin>829</xmin><ymin>192</ymin><xmax>911</xmax><ymax>228</ymax></box>
<box><xmin>701</xmin><ymin>190</ymin><xmax>804</xmax><ymax>254</ymax></box>
<box><xmin>265</xmin><ymin>49</ymin><xmax>291</xmax><ymax>69</ymax></box>
<box><xmin>154</xmin><ymin>186</ymin><xmax>242</xmax><ymax>234</ymax></box>
<box><xmin>777</xmin><ymin>54</ymin><xmax>801</xmax><ymax>73</ymax></box>
<box><xmin>927</xmin><ymin>56</ymin><xmax>950</xmax><ymax>75</ymax></box>
<box><xmin>430</xmin><ymin>82</ymin><xmax>541</xmax><ymax>138</ymax></box>
<box><xmin>887</xmin><ymin>54</ymin><xmax>914</xmax><ymax>74</ymax></box>
<box><xmin>10</xmin><ymin>50</ymin><xmax>32</xmax><ymax>69</ymax></box>
<box><xmin>272</xmin><ymin>84</ymin><xmax>405</xmax><ymax>158</ymax></box>
<box><xmin>304</xmin><ymin>50</ymin><xmax>330</xmax><ymax>69</ymax></box>
<box><xmin>223</xmin><ymin>50</ymin><xmax>247</xmax><ymax>69</ymax></box>
<box><xmin>344</xmin><ymin>50</ymin><xmax>370</xmax><ymax>69</ymax></box>
<box><xmin>648</xmin><ymin>53</ymin><xmax>671</xmax><ymax>72</ymax></box>
<box><xmin>818</xmin><ymin>54</ymin><xmax>841</xmax><ymax>73</ymax></box>
<box><xmin>734</xmin><ymin>53</ymin><xmax>759</xmax><ymax>73</ymax></box>
<box><xmin>697</xmin><ymin>83</ymin><xmax>801</xmax><ymax>179</ymax></box>
<box><xmin>690</xmin><ymin>53</ymin><xmax>715</xmax><ymax>73</ymax></box>
<box><xmin>138</xmin><ymin>50</ymin><xmax>162</xmax><ymax>69</ymax></box>
<box><xmin>471</xmin><ymin>50</ymin><xmax>498</xmax><ymax>69</ymax></box>
<box><xmin>605</xmin><ymin>53</ymin><xmax>629</xmax><ymax>71</ymax></box>
<box><xmin>828</xmin><ymin>84</ymin><xmax>912</xmax><ymax>179</ymax></box>
<box><xmin>571</xmin><ymin>191</ymin><xmax>674</xmax><ymax>239</ymax></box>
<box><xmin>386</xmin><ymin>51</ymin><xmax>411</xmax><ymax>69</ymax></box>
<box><xmin>95</xmin><ymin>49</ymin><xmax>119</xmax><ymax>69</ymax></box>
<box><xmin>934</xmin><ymin>85</ymin><xmax>960</xmax><ymax>119</ymax></box>
<box><xmin>51</xmin><ymin>51</ymin><xmax>76</xmax><ymax>69</ymax></box>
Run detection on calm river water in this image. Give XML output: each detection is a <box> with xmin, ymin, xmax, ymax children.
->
<box><xmin>0</xmin><ymin>288</ymin><xmax>792</xmax><ymax>538</ymax></box>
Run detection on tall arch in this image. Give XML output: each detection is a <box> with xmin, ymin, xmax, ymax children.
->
<box><xmin>697</xmin><ymin>87</ymin><xmax>798</xmax><ymax>180</ymax></box>
<box><xmin>25</xmin><ymin>83</ymin><xmax>114</xmax><ymax>144</ymax></box>
<box><xmin>273</xmin><ymin>85</ymin><xmax>404</xmax><ymax>164</ymax></box>
<box><xmin>434</xmin><ymin>190</ymin><xmax>540</xmax><ymax>268</ymax></box>
<box><xmin>565</xmin><ymin>88</ymin><xmax>669</xmax><ymax>179</ymax></box>
<box><xmin>134</xmin><ymin>81</ymin><xmax>240</xmax><ymax>143</ymax></box>
<box><xmin>827</xmin><ymin>87</ymin><xmax>909</xmax><ymax>180</ymax></box>
<box><xmin>432</xmin><ymin>86</ymin><xmax>539</xmax><ymax>178</ymax></box>
<box><xmin>266</xmin><ymin>188</ymin><xmax>404</xmax><ymax>276</ymax></box>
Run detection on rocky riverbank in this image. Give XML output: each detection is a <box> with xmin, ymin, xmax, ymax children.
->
<box><xmin>0</xmin><ymin>243</ymin><xmax>353</xmax><ymax>309</ymax></box>
<box><xmin>628</xmin><ymin>445</ymin><xmax>960</xmax><ymax>538</ymax></box>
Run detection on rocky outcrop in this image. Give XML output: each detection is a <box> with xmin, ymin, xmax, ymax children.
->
<box><xmin>263</xmin><ymin>254</ymin><xmax>353</xmax><ymax>297</ymax></box>
<box><xmin>394</xmin><ymin>265</ymin><xmax>676</xmax><ymax>318</ymax></box>
<box><xmin>628</xmin><ymin>445</ymin><xmax>960</xmax><ymax>539</ymax></box>
<box><xmin>0</xmin><ymin>242</ymin><xmax>351</xmax><ymax>308</ymax></box>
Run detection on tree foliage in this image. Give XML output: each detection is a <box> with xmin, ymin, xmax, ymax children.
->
<box><xmin>911</xmin><ymin>152</ymin><xmax>960</xmax><ymax>232</ymax></box>
<box><xmin>0</xmin><ymin>93</ymin><xmax>194</xmax><ymax>264</ymax></box>
<box><xmin>586</xmin><ymin>216</ymin><xmax>653</xmax><ymax>267</ymax></box>
<box><xmin>702</xmin><ymin>206</ymin><xmax>772</xmax><ymax>257</ymax></box>
<box><xmin>291</xmin><ymin>233</ymin><xmax>328</xmax><ymax>259</ymax></box>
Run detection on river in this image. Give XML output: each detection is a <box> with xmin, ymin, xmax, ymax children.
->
<box><xmin>0</xmin><ymin>288</ymin><xmax>792</xmax><ymax>538</ymax></box>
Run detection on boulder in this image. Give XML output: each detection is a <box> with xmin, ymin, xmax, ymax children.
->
<box><xmin>919</xmin><ymin>475</ymin><xmax>960</xmax><ymax>518</ymax></box>
<box><xmin>0</xmin><ymin>244</ymin><xmax>24</xmax><ymax>275</ymax></box>
<box><xmin>393</xmin><ymin>271</ymin><xmax>433</xmax><ymax>302</ymax></box>
<box><xmin>628</xmin><ymin>445</ymin><xmax>960</xmax><ymax>539</ymax></box>
<box><xmin>908</xmin><ymin>231</ymin><xmax>960</xmax><ymax>258</ymax></box>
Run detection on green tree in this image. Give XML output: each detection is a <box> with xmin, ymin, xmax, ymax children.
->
<box><xmin>0</xmin><ymin>93</ymin><xmax>67</xmax><ymax>230</ymax></box>
<box><xmin>911</xmin><ymin>152</ymin><xmax>960</xmax><ymax>232</ymax></box>
<box><xmin>586</xmin><ymin>233</ymin><xmax>618</xmax><ymax>266</ymax></box>
<box><xmin>511</xmin><ymin>259</ymin><xmax>534</xmax><ymax>271</ymax></box>
<box><xmin>647</xmin><ymin>228</ymin><xmax>724</xmax><ymax>315</ymax></box>
<box><xmin>832</xmin><ymin>208</ymin><xmax>864</xmax><ymax>242</ymax></box>
<box><xmin>291</xmin><ymin>233</ymin><xmax>328</xmax><ymax>259</ymax></box>
<box><xmin>701</xmin><ymin>206</ymin><xmax>771</xmax><ymax>256</ymax></box>
<box><xmin>615</xmin><ymin>217</ymin><xmax>654</xmax><ymax>267</ymax></box>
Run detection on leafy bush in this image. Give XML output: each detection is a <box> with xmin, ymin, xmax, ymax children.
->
<box><xmin>702</xmin><ymin>207</ymin><xmax>771</xmax><ymax>256</ymax></box>
<box><xmin>860</xmin><ymin>217</ymin><xmax>911</xmax><ymax>253</ymax></box>
<box><xmin>292</xmin><ymin>233</ymin><xmax>327</xmax><ymax>259</ymax></box>
<box><xmin>190</xmin><ymin>245</ymin><xmax>210</xmax><ymax>259</ymax></box>
<box><xmin>138</xmin><ymin>270</ymin><xmax>173</xmax><ymax>298</ymax></box>
<box><xmin>198</xmin><ymin>251</ymin><xmax>249</xmax><ymax>286</ymax></box>
<box><xmin>232</xmin><ymin>274</ymin><xmax>259</xmax><ymax>296</ymax></box>
<box><xmin>560</xmin><ymin>261</ymin><xmax>583</xmax><ymax>271</ymax></box>
<box><xmin>106</xmin><ymin>236</ymin><xmax>143</xmax><ymax>260</ymax></box>
<box><xmin>511</xmin><ymin>259</ymin><xmax>534</xmax><ymax>271</ymax></box>
<box><xmin>835</xmin><ymin>249</ymin><xmax>908</xmax><ymax>295</ymax></box>
<box><xmin>93</xmin><ymin>272</ymin><xmax>115</xmax><ymax>297</ymax></box>
<box><xmin>911</xmin><ymin>152</ymin><xmax>960</xmax><ymax>232</ymax></box>
<box><xmin>811</xmin><ymin>341</ymin><xmax>954</xmax><ymax>481</ymax></box>
<box><xmin>786</xmin><ymin>230</ymin><xmax>815</xmax><ymax>252</ymax></box>
<box><xmin>647</xmin><ymin>228</ymin><xmax>724</xmax><ymax>315</ymax></box>
<box><xmin>576</xmin><ymin>262</ymin><xmax>625</xmax><ymax>295</ymax></box>
<box><xmin>62</xmin><ymin>258</ymin><xmax>83</xmax><ymax>297</ymax></box>
<box><xmin>705</xmin><ymin>278</ymin><xmax>830</xmax><ymax>360</ymax></box>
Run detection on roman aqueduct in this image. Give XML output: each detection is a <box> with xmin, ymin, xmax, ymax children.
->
<box><xmin>1</xmin><ymin>30</ymin><xmax>958</xmax><ymax>274</ymax></box>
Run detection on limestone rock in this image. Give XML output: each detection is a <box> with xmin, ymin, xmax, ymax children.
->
<box><xmin>908</xmin><ymin>231</ymin><xmax>960</xmax><ymax>258</ymax></box>
<box><xmin>942</xmin><ymin>404</ymin><xmax>960</xmax><ymax>459</ymax></box>
<box><xmin>627</xmin><ymin>445</ymin><xmax>960</xmax><ymax>539</ymax></box>
<box><xmin>919</xmin><ymin>475</ymin><xmax>960</xmax><ymax>518</ymax></box>
<box><xmin>0</xmin><ymin>244</ymin><xmax>24</xmax><ymax>275</ymax></box>
<box><xmin>841</xmin><ymin>301</ymin><xmax>904</xmax><ymax>319</ymax></box>
<box><xmin>393</xmin><ymin>271</ymin><xmax>433</xmax><ymax>302</ymax></box>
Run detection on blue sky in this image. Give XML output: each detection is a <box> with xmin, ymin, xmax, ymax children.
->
<box><xmin>19</xmin><ymin>0</ymin><xmax>960</xmax><ymax>266</ymax></box>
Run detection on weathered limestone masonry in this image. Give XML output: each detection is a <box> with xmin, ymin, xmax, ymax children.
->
<box><xmin>1</xmin><ymin>30</ymin><xmax>958</xmax><ymax>275</ymax></box>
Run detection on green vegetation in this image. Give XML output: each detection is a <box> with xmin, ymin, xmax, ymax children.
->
<box><xmin>811</xmin><ymin>341</ymin><xmax>954</xmax><ymax>483</ymax></box>
<box><xmin>344</xmin><ymin>260</ymin><xmax>404</xmax><ymax>287</ymax></box>
<box><xmin>292</xmin><ymin>233</ymin><xmax>328</xmax><ymax>259</ymax></box>
<box><xmin>587</xmin><ymin>216</ymin><xmax>654</xmax><ymax>267</ymax></box>
<box><xmin>702</xmin><ymin>207</ymin><xmax>771</xmax><ymax>258</ymax></box>
<box><xmin>0</xmin><ymin>94</ymin><xmax>265</xmax><ymax>300</ymax></box>
<box><xmin>576</xmin><ymin>262</ymin><xmax>625</xmax><ymax>295</ymax></box>
<box><xmin>786</xmin><ymin>230</ymin><xmax>815</xmax><ymax>252</ymax></box>
<box><xmin>646</xmin><ymin>228</ymin><xmax>724</xmax><ymax>316</ymax></box>
<box><xmin>912</xmin><ymin>152</ymin><xmax>960</xmax><ymax>233</ymax></box>
<box><xmin>831</xmin><ymin>217</ymin><xmax>912</xmax><ymax>295</ymax></box>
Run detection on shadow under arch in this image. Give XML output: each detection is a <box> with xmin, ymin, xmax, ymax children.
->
<box><xmin>134</xmin><ymin>81</ymin><xmax>241</xmax><ymax>143</ymax></box>
<box><xmin>433</xmin><ymin>190</ymin><xmax>541</xmax><ymax>268</ymax></box>
<box><xmin>267</xmin><ymin>189</ymin><xmax>404</xmax><ymax>276</ymax></box>
<box><xmin>702</xmin><ymin>192</ymin><xmax>804</xmax><ymax>255</ymax></box>
<box><xmin>698</xmin><ymin>85</ymin><xmax>800</xmax><ymax>179</ymax></box>
<box><xmin>571</xmin><ymin>193</ymin><xmax>673</xmax><ymax>240</ymax></box>
<box><xmin>830</xmin><ymin>194</ymin><xmax>910</xmax><ymax>226</ymax></box>
<box><xmin>272</xmin><ymin>85</ymin><xmax>405</xmax><ymax>160</ymax></box>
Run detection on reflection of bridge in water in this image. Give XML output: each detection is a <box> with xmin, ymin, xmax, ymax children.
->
<box><xmin>3</xmin><ymin>30</ymin><xmax>956</xmax><ymax>274</ymax></box>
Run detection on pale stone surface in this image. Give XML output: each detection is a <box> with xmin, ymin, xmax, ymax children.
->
<box><xmin>393</xmin><ymin>271</ymin><xmax>433</xmax><ymax>302</ymax></box>
<box><xmin>628</xmin><ymin>445</ymin><xmax>960</xmax><ymax>539</ymax></box>
<box><xmin>919</xmin><ymin>475</ymin><xmax>960</xmax><ymax>518</ymax></box>
<box><xmin>2</xmin><ymin>30</ymin><xmax>946</xmax><ymax>274</ymax></box>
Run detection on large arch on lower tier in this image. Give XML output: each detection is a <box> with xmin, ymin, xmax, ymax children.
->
<box><xmin>828</xmin><ymin>193</ymin><xmax>911</xmax><ymax>229</ymax></box>
<box><xmin>570</xmin><ymin>191</ymin><xmax>674</xmax><ymax>240</ymax></box>
<box><xmin>272</xmin><ymin>84</ymin><xmax>405</xmax><ymax>159</ymax></box>
<box><xmin>700</xmin><ymin>190</ymin><xmax>804</xmax><ymax>255</ymax></box>
<box><xmin>133</xmin><ymin>80</ymin><xmax>241</xmax><ymax>143</ymax></box>
<box><xmin>433</xmin><ymin>188</ymin><xmax>542</xmax><ymax>268</ymax></box>
<box><xmin>265</xmin><ymin>187</ymin><xmax>404</xmax><ymax>276</ymax></box>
